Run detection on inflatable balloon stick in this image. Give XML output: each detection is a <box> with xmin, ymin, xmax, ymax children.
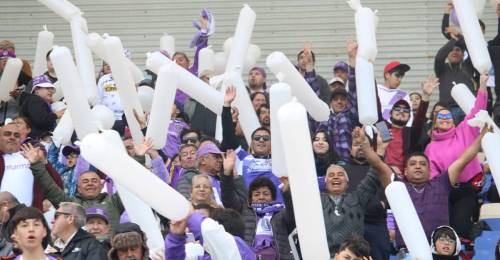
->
<box><xmin>0</xmin><ymin>58</ymin><xmax>22</xmax><ymax>102</ymax></box>
<box><xmin>37</xmin><ymin>0</ymin><xmax>81</xmax><ymax>23</ymax></box>
<box><xmin>146</xmin><ymin>64</ymin><xmax>178</xmax><ymax>149</ymax></box>
<box><xmin>482</xmin><ymin>132</ymin><xmax>500</xmax><ymax>198</ymax></box>
<box><xmin>104</xmin><ymin>36</ymin><xmax>144</xmax><ymax>144</ymax></box>
<box><xmin>137</xmin><ymin>86</ymin><xmax>155</xmax><ymax>113</ymax></box>
<box><xmin>80</xmin><ymin>132</ymin><xmax>190</xmax><ymax>221</ymax></box>
<box><xmin>270</xmin><ymin>82</ymin><xmax>292</xmax><ymax>177</ymax></box>
<box><xmin>87</xmin><ymin>33</ymin><xmax>144</xmax><ymax>84</ymax></box>
<box><xmin>49</xmin><ymin>47</ymin><xmax>98</xmax><ymax>140</ymax></box>
<box><xmin>348</xmin><ymin>0</ymin><xmax>378</xmax><ymax>62</ymax></box>
<box><xmin>52</xmin><ymin>111</ymin><xmax>74</xmax><ymax>148</ymax></box>
<box><xmin>225</xmin><ymin>4</ymin><xmax>256</xmax><ymax>73</ymax></box>
<box><xmin>452</xmin><ymin>0</ymin><xmax>492</xmax><ymax>73</ymax></box>
<box><xmin>385</xmin><ymin>182</ymin><xmax>433</xmax><ymax>260</ymax></box>
<box><xmin>451</xmin><ymin>83</ymin><xmax>476</xmax><ymax>115</ymax></box>
<box><xmin>222</xmin><ymin>71</ymin><xmax>260</xmax><ymax>145</ymax></box>
<box><xmin>145</xmin><ymin>51</ymin><xmax>223</xmax><ymax>115</ymax></box>
<box><xmin>33</xmin><ymin>25</ymin><xmax>54</xmax><ymax>76</ymax></box>
<box><xmin>91</xmin><ymin>105</ymin><xmax>115</xmax><ymax>131</ymax></box>
<box><xmin>266</xmin><ymin>51</ymin><xmax>330</xmax><ymax>121</ymax></box>
<box><xmin>160</xmin><ymin>33</ymin><xmax>175</xmax><ymax>57</ymax></box>
<box><xmin>70</xmin><ymin>16</ymin><xmax>98</xmax><ymax>105</ymax></box>
<box><xmin>98</xmin><ymin>130</ymin><xmax>165</xmax><ymax>253</ymax></box>
<box><xmin>277</xmin><ymin>101</ymin><xmax>330</xmax><ymax>260</ymax></box>
<box><xmin>356</xmin><ymin>57</ymin><xmax>378</xmax><ymax>125</ymax></box>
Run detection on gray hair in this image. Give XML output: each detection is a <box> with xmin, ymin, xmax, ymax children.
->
<box><xmin>0</xmin><ymin>191</ymin><xmax>20</xmax><ymax>207</ymax></box>
<box><xmin>59</xmin><ymin>202</ymin><xmax>86</xmax><ymax>228</ymax></box>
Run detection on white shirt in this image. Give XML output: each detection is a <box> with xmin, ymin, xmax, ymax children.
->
<box><xmin>97</xmin><ymin>74</ymin><xmax>124</xmax><ymax>120</ymax></box>
<box><xmin>0</xmin><ymin>152</ymin><xmax>33</xmax><ymax>206</ymax></box>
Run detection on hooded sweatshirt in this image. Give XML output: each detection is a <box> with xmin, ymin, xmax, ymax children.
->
<box><xmin>430</xmin><ymin>225</ymin><xmax>461</xmax><ymax>260</ymax></box>
<box><xmin>425</xmin><ymin>89</ymin><xmax>487</xmax><ymax>182</ymax></box>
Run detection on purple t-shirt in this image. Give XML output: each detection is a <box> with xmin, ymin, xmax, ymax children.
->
<box><xmin>395</xmin><ymin>173</ymin><xmax>451</xmax><ymax>247</ymax></box>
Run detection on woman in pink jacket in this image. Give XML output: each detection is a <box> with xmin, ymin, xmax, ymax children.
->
<box><xmin>424</xmin><ymin>73</ymin><xmax>489</xmax><ymax>240</ymax></box>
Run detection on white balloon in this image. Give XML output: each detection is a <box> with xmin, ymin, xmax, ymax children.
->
<box><xmin>33</xmin><ymin>26</ymin><xmax>54</xmax><ymax>77</ymax></box>
<box><xmin>91</xmin><ymin>105</ymin><xmax>115</xmax><ymax>130</ymax></box>
<box><xmin>138</xmin><ymin>86</ymin><xmax>155</xmax><ymax>113</ymax></box>
<box><xmin>0</xmin><ymin>58</ymin><xmax>22</xmax><ymax>102</ymax></box>
<box><xmin>451</xmin><ymin>83</ymin><xmax>476</xmax><ymax>114</ymax></box>
<box><xmin>223</xmin><ymin>37</ymin><xmax>233</xmax><ymax>54</ymax></box>
<box><xmin>51</xmin><ymin>101</ymin><xmax>66</xmax><ymax>112</ymax></box>
<box><xmin>247</xmin><ymin>44</ymin><xmax>261</xmax><ymax>61</ymax></box>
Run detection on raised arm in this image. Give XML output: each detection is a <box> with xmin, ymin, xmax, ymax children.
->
<box><xmin>221</xmin><ymin>86</ymin><xmax>241</xmax><ymax>150</ymax></box>
<box><xmin>448</xmin><ymin>127</ymin><xmax>490</xmax><ymax>185</ymax></box>
<box><xmin>21</xmin><ymin>143</ymin><xmax>70</xmax><ymax>207</ymax></box>
<box><xmin>410</xmin><ymin>75</ymin><xmax>437</xmax><ymax>151</ymax></box>
<box><xmin>434</xmin><ymin>30</ymin><xmax>462</xmax><ymax>76</ymax></box>
<box><xmin>353</xmin><ymin>127</ymin><xmax>393</xmax><ymax>188</ymax></box>
<box><xmin>441</xmin><ymin>2</ymin><xmax>453</xmax><ymax>40</ymax></box>
<box><xmin>220</xmin><ymin>150</ymin><xmax>245</xmax><ymax>212</ymax></box>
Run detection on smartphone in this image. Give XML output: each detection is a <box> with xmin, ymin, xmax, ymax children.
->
<box><xmin>375</xmin><ymin>121</ymin><xmax>393</xmax><ymax>143</ymax></box>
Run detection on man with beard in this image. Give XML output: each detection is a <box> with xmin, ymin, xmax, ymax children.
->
<box><xmin>247</xmin><ymin>67</ymin><xmax>267</xmax><ymax>94</ymax></box>
<box><xmin>381</xmin><ymin>75</ymin><xmax>437</xmax><ymax>173</ymax></box>
<box><xmin>343</xmin><ymin>131</ymin><xmax>391</xmax><ymax>260</ymax></box>
<box><xmin>256</xmin><ymin>105</ymin><xmax>270</xmax><ymax>129</ymax></box>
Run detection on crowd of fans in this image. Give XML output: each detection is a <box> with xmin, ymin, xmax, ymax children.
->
<box><xmin>0</xmin><ymin>2</ymin><xmax>499</xmax><ymax>260</ymax></box>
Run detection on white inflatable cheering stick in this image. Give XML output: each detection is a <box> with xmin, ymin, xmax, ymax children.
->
<box><xmin>160</xmin><ymin>33</ymin><xmax>175</xmax><ymax>57</ymax></box>
<box><xmin>50</xmin><ymin>46</ymin><xmax>98</xmax><ymax>140</ymax></box>
<box><xmin>104</xmin><ymin>36</ymin><xmax>145</xmax><ymax>144</ymax></box>
<box><xmin>266</xmin><ymin>52</ymin><xmax>330</xmax><ymax>122</ymax></box>
<box><xmin>385</xmin><ymin>182</ymin><xmax>433</xmax><ymax>260</ymax></box>
<box><xmin>347</xmin><ymin>0</ymin><xmax>379</xmax><ymax>62</ymax></box>
<box><xmin>452</xmin><ymin>0</ymin><xmax>492</xmax><ymax>73</ymax></box>
<box><xmin>270</xmin><ymin>80</ymin><xmax>292</xmax><ymax>177</ymax></box>
<box><xmin>80</xmin><ymin>132</ymin><xmax>191</xmax><ymax>221</ymax></box>
<box><xmin>0</xmin><ymin>58</ymin><xmax>22</xmax><ymax>102</ymax></box>
<box><xmin>33</xmin><ymin>25</ymin><xmax>54</xmax><ymax>77</ymax></box>
<box><xmin>277</xmin><ymin>100</ymin><xmax>330</xmax><ymax>259</ymax></box>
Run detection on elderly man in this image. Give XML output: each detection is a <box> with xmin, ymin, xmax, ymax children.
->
<box><xmin>0</xmin><ymin>191</ymin><xmax>25</xmax><ymax>257</ymax></box>
<box><xmin>175</xmin><ymin>141</ymin><xmax>247</xmax><ymax>205</ymax></box>
<box><xmin>21</xmin><ymin>143</ymin><xmax>124</xmax><ymax>232</ymax></box>
<box><xmin>50</xmin><ymin>202</ymin><xmax>107</xmax><ymax>259</ymax></box>
<box><xmin>19</xmin><ymin>75</ymin><xmax>64</xmax><ymax>138</ymax></box>
<box><xmin>0</xmin><ymin>123</ymin><xmax>62</xmax><ymax>210</ymax></box>
<box><xmin>247</xmin><ymin>67</ymin><xmax>267</xmax><ymax>94</ymax></box>
<box><xmin>85</xmin><ymin>207</ymin><xmax>111</xmax><ymax>249</ymax></box>
<box><xmin>357</xmin><ymin>125</ymin><xmax>488</xmax><ymax>251</ymax></box>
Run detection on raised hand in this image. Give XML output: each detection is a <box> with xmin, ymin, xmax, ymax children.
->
<box><xmin>224</xmin><ymin>86</ymin><xmax>236</xmax><ymax>107</ymax></box>
<box><xmin>134</xmin><ymin>137</ymin><xmax>154</xmax><ymax>157</ymax></box>
<box><xmin>445</xmin><ymin>1</ymin><xmax>453</xmax><ymax>14</ymax></box>
<box><xmin>222</xmin><ymin>149</ymin><xmax>236</xmax><ymax>176</ymax></box>
<box><xmin>169</xmin><ymin>219</ymin><xmax>188</xmax><ymax>235</ymax></box>
<box><xmin>133</xmin><ymin>108</ymin><xmax>147</xmax><ymax>129</ymax></box>
<box><xmin>421</xmin><ymin>75</ymin><xmax>439</xmax><ymax>100</ymax></box>
<box><xmin>352</xmin><ymin>127</ymin><xmax>369</xmax><ymax>147</ymax></box>
<box><xmin>21</xmin><ymin>143</ymin><xmax>44</xmax><ymax>164</ymax></box>
<box><xmin>479</xmin><ymin>73</ymin><xmax>489</xmax><ymax>90</ymax></box>
<box><xmin>303</xmin><ymin>42</ymin><xmax>314</xmax><ymax>72</ymax></box>
<box><xmin>347</xmin><ymin>39</ymin><xmax>358</xmax><ymax>67</ymax></box>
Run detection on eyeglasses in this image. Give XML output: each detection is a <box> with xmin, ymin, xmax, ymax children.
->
<box><xmin>393</xmin><ymin>107</ymin><xmax>410</xmax><ymax>113</ymax></box>
<box><xmin>391</xmin><ymin>72</ymin><xmax>405</xmax><ymax>79</ymax></box>
<box><xmin>437</xmin><ymin>237</ymin><xmax>456</xmax><ymax>245</ymax></box>
<box><xmin>436</xmin><ymin>113</ymin><xmax>453</xmax><ymax>120</ymax></box>
<box><xmin>253</xmin><ymin>135</ymin><xmax>270</xmax><ymax>142</ymax></box>
<box><xmin>54</xmin><ymin>211</ymin><xmax>71</xmax><ymax>220</ymax></box>
<box><xmin>182</xmin><ymin>137</ymin><xmax>199</xmax><ymax>144</ymax></box>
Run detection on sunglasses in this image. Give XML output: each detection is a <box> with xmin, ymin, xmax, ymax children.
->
<box><xmin>436</xmin><ymin>113</ymin><xmax>453</xmax><ymax>120</ymax></box>
<box><xmin>393</xmin><ymin>107</ymin><xmax>410</xmax><ymax>113</ymax></box>
<box><xmin>182</xmin><ymin>137</ymin><xmax>199</xmax><ymax>144</ymax></box>
<box><xmin>253</xmin><ymin>135</ymin><xmax>270</xmax><ymax>142</ymax></box>
<box><xmin>54</xmin><ymin>211</ymin><xmax>71</xmax><ymax>220</ymax></box>
<box><xmin>391</xmin><ymin>72</ymin><xmax>405</xmax><ymax>78</ymax></box>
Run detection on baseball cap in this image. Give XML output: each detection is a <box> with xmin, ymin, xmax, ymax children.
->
<box><xmin>62</xmin><ymin>145</ymin><xmax>80</xmax><ymax>157</ymax></box>
<box><xmin>384</xmin><ymin>61</ymin><xmax>411</xmax><ymax>74</ymax></box>
<box><xmin>31</xmin><ymin>75</ymin><xmax>55</xmax><ymax>93</ymax></box>
<box><xmin>330</xmin><ymin>88</ymin><xmax>348</xmax><ymax>101</ymax></box>
<box><xmin>328</xmin><ymin>77</ymin><xmax>345</xmax><ymax>86</ymax></box>
<box><xmin>392</xmin><ymin>99</ymin><xmax>411</xmax><ymax>109</ymax></box>
<box><xmin>0</xmin><ymin>50</ymin><xmax>16</xmax><ymax>60</ymax></box>
<box><xmin>85</xmin><ymin>207</ymin><xmax>109</xmax><ymax>224</ymax></box>
<box><xmin>333</xmin><ymin>61</ymin><xmax>348</xmax><ymax>73</ymax></box>
<box><xmin>196</xmin><ymin>142</ymin><xmax>223</xmax><ymax>158</ymax></box>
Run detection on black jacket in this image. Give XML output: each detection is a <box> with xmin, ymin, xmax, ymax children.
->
<box><xmin>19</xmin><ymin>92</ymin><xmax>57</xmax><ymax>138</ymax></box>
<box><xmin>51</xmin><ymin>228</ymin><xmax>107</xmax><ymax>260</ymax></box>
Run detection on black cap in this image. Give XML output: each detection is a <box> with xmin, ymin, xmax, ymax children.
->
<box><xmin>330</xmin><ymin>88</ymin><xmax>348</xmax><ymax>101</ymax></box>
